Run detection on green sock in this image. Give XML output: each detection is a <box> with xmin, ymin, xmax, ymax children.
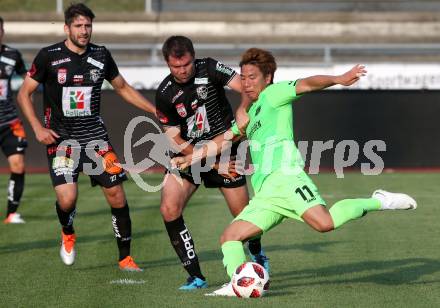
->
<box><xmin>222</xmin><ymin>241</ymin><xmax>246</xmax><ymax>278</ymax></box>
<box><xmin>329</xmin><ymin>198</ymin><xmax>381</xmax><ymax>229</ymax></box>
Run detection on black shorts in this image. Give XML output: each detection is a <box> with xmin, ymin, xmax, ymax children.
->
<box><xmin>168</xmin><ymin>142</ymin><xmax>246</xmax><ymax>189</ymax></box>
<box><xmin>0</xmin><ymin>119</ymin><xmax>27</xmax><ymax>157</ymax></box>
<box><xmin>178</xmin><ymin>167</ymin><xmax>246</xmax><ymax>188</ymax></box>
<box><xmin>47</xmin><ymin>141</ymin><xmax>127</xmax><ymax>188</ymax></box>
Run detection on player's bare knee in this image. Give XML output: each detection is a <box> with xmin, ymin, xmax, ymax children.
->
<box><xmin>219</xmin><ymin>233</ymin><xmax>230</xmax><ymax>245</ymax></box>
<box><xmin>160</xmin><ymin>202</ymin><xmax>183</xmax><ymax>221</ymax></box>
<box><xmin>228</xmin><ymin>206</ymin><xmax>243</xmax><ymax>218</ymax></box>
<box><xmin>313</xmin><ymin>221</ymin><xmax>334</xmax><ymax>233</ymax></box>
<box><xmin>220</xmin><ymin>229</ymin><xmax>243</xmax><ymax>244</ymax></box>
<box><xmin>9</xmin><ymin>160</ymin><xmax>24</xmax><ymax>174</ymax></box>
<box><xmin>10</xmin><ymin>165</ymin><xmax>24</xmax><ymax>174</ymax></box>
<box><xmin>57</xmin><ymin>196</ymin><xmax>77</xmax><ymax>209</ymax></box>
<box><xmin>104</xmin><ymin>186</ymin><xmax>126</xmax><ymax>207</ymax></box>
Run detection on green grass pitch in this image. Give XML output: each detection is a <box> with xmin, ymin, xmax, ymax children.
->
<box><xmin>0</xmin><ymin>172</ymin><xmax>439</xmax><ymax>307</ymax></box>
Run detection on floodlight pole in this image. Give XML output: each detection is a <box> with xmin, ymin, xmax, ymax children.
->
<box><xmin>56</xmin><ymin>0</ymin><xmax>63</xmax><ymax>14</ymax></box>
<box><xmin>145</xmin><ymin>0</ymin><xmax>153</xmax><ymax>13</ymax></box>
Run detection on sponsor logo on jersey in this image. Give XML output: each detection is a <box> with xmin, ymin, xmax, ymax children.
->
<box><xmin>196</xmin><ymin>112</ymin><xmax>205</xmax><ymax>130</ymax></box>
<box><xmin>0</xmin><ymin>79</ymin><xmax>8</xmax><ymax>100</ymax></box>
<box><xmin>48</xmin><ymin>47</ymin><xmax>62</xmax><ymax>52</ymax></box>
<box><xmin>0</xmin><ymin>56</ymin><xmax>16</xmax><ymax>67</ymax></box>
<box><xmin>62</xmin><ymin>86</ymin><xmax>92</xmax><ymax>117</ymax></box>
<box><xmin>73</xmin><ymin>74</ymin><xmax>84</xmax><ymax>84</ymax></box>
<box><xmin>186</xmin><ymin>105</ymin><xmax>210</xmax><ymax>138</ymax></box>
<box><xmin>194</xmin><ymin>77</ymin><xmax>208</xmax><ymax>85</ymax></box>
<box><xmin>89</xmin><ymin>69</ymin><xmax>101</xmax><ymax>83</ymax></box>
<box><xmin>191</xmin><ymin>99</ymin><xmax>198</xmax><ymax>110</ymax></box>
<box><xmin>196</xmin><ymin>86</ymin><xmax>208</xmax><ymax>100</ymax></box>
<box><xmin>70</xmin><ymin>91</ymin><xmax>86</xmax><ymax>109</ymax></box>
<box><xmin>172</xmin><ymin>89</ymin><xmax>184</xmax><ymax>104</ymax></box>
<box><xmin>215</xmin><ymin>62</ymin><xmax>234</xmax><ymax>76</ymax></box>
<box><xmin>87</xmin><ymin>57</ymin><xmax>104</xmax><ymax>69</ymax></box>
<box><xmin>176</xmin><ymin>103</ymin><xmax>187</xmax><ymax>117</ymax></box>
<box><xmin>51</xmin><ymin>57</ymin><xmax>71</xmax><ymax>66</ymax></box>
<box><xmin>57</xmin><ymin>68</ymin><xmax>67</xmax><ymax>84</ymax></box>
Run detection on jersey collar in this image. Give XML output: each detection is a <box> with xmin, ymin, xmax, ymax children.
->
<box><xmin>61</xmin><ymin>40</ymin><xmax>89</xmax><ymax>57</ymax></box>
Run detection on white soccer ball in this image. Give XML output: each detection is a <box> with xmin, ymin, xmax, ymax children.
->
<box><xmin>231</xmin><ymin>262</ymin><xmax>270</xmax><ymax>298</ymax></box>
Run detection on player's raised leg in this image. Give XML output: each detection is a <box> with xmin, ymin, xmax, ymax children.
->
<box><xmin>302</xmin><ymin>190</ymin><xmax>416</xmax><ymax>232</ymax></box>
<box><xmin>160</xmin><ymin>172</ymin><xmax>207</xmax><ymax>290</ymax></box>
<box><xmin>372</xmin><ymin>189</ymin><xmax>417</xmax><ymax>210</ymax></box>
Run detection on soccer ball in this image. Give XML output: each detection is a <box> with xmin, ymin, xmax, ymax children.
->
<box><xmin>231</xmin><ymin>262</ymin><xmax>270</xmax><ymax>298</ymax></box>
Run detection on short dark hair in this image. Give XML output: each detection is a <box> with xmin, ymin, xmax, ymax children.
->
<box><xmin>64</xmin><ymin>3</ymin><xmax>95</xmax><ymax>25</ymax></box>
<box><xmin>240</xmin><ymin>48</ymin><xmax>277</xmax><ymax>83</ymax></box>
<box><xmin>162</xmin><ymin>36</ymin><xmax>195</xmax><ymax>62</ymax></box>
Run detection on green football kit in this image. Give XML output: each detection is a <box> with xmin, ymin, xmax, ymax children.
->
<box><xmin>232</xmin><ymin>81</ymin><xmax>325</xmax><ymax>231</ymax></box>
<box><xmin>222</xmin><ymin>81</ymin><xmax>381</xmax><ymax>278</ymax></box>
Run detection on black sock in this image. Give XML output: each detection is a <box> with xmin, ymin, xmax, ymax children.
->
<box><xmin>6</xmin><ymin>172</ymin><xmax>25</xmax><ymax>216</ymax></box>
<box><xmin>55</xmin><ymin>201</ymin><xmax>76</xmax><ymax>235</ymax></box>
<box><xmin>248</xmin><ymin>237</ymin><xmax>262</xmax><ymax>255</ymax></box>
<box><xmin>111</xmin><ymin>203</ymin><xmax>132</xmax><ymax>261</ymax></box>
<box><xmin>164</xmin><ymin>216</ymin><xmax>205</xmax><ymax>280</ymax></box>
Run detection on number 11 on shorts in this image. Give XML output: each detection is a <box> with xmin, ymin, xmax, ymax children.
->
<box><xmin>295</xmin><ymin>185</ymin><xmax>316</xmax><ymax>202</ymax></box>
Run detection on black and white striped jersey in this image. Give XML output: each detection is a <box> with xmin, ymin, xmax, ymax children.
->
<box><xmin>0</xmin><ymin>44</ymin><xmax>27</xmax><ymax>126</ymax></box>
<box><xmin>28</xmin><ymin>41</ymin><xmax>119</xmax><ymax>147</ymax></box>
<box><xmin>155</xmin><ymin>58</ymin><xmax>236</xmax><ymax>144</ymax></box>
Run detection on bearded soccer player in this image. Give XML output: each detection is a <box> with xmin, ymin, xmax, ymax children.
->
<box><xmin>17</xmin><ymin>3</ymin><xmax>156</xmax><ymax>271</ymax></box>
<box><xmin>0</xmin><ymin>17</ymin><xmax>28</xmax><ymax>224</ymax></box>
<box><xmin>155</xmin><ymin>36</ymin><xmax>268</xmax><ymax>290</ymax></box>
<box><xmin>172</xmin><ymin>48</ymin><xmax>417</xmax><ymax>296</ymax></box>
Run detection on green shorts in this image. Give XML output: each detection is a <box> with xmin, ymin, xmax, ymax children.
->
<box><xmin>234</xmin><ymin>169</ymin><xmax>326</xmax><ymax>232</ymax></box>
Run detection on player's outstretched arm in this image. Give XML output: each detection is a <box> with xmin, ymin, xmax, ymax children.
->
<box><xmin>111</xmin><ymin>75</ymin><xmax>156</xmax><ymax>115</ymax></box>
<box><xmin>296</xmin><ymin>64</ymin><xmax>367</xmax><ymax>95</ymax></box>
<box><xmin>17</xmin><ymin>76</ymin><xmax>59</xmax><ymax>144</ymax></box>
<box><xmin>171</xmin><ymin>128</ymin><xmax>239</xmax><ymax>170</ymax></box>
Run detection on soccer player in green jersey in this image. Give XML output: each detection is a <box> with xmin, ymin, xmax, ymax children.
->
<box><xmin>171</xmin><ymin>48</ymin><xmax>417</xmax><ymax>296</ymax></box>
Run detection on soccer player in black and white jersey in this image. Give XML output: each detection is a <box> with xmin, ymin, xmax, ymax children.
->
<box><xmin>0</xmin><ymin>17</ymin><xmax>28</xmax><ymax>224</ymax></box>
<box><xmin>17</xmin><ymin>3</ymin><xmax>156</xmax><ymax>271</ymax></box>
<box><xmin>155</xmin><ymin>36</ymin><xmax>268</xmax><ymax>290</ymax></box>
